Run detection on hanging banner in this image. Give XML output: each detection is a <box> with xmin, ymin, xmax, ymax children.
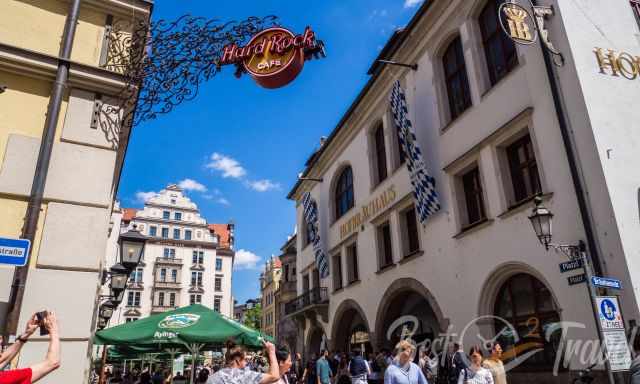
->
<box><xmin>389</xmin><ymin>81</ymin><xmax>441</xmax><ymax>224</ymax></box>
<box><xmin>302</xmin><ymin>192</ymin><xmax>329</xmax><ymax>278</ymax></box>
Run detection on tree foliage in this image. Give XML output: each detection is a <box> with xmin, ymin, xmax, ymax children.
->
<box><xmin>244</xmin><ymin>303</ymin><xmax>262</xmax><ymax>331</ymax></box>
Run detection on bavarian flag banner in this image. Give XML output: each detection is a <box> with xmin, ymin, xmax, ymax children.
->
<box><xmin>302</xmin><ymin>192</ymin><xmax>329</xmax><ymax>278</ymax></box>
<box><xmin>390</xmin><ymin>80</ymin><xmax>441</xmax><ymax>223</ymax></box>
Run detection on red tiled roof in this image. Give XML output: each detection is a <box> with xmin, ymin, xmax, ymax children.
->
<box><xmin>273</xmin><ymin>257</ymin><xmax>282</xmax><ymax>268</ymax></box>
<box><xmin>122</xmin><ymin>208</ymin><xmax>138</xmax><ymax>223</ymax></box>
<box><xmin>208</xmin><ymin>224</ymin><xmax>231</xmax><ymax>249</ymax></box>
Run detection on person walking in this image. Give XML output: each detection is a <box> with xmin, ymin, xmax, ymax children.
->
<box><xmin>629</xmin><ymin>334</ymin><xmax>640</xmax><ymax>384</ymax></box>
<box><xmin>301</xmin><ymin>355</ymin><xmax>317</xmax><ymax>384</ymax></box>
<box><xmin>481</xmin><ymin>343</ymin><xmax>506</xmax><ymax>384</ymax></box>
<box><xmin>347</xmin><ymin>349</ymin><xmax>370</xmax><ymax>384</ymax></box>
<box><xmin>457</xmin><ymin>346</ymin><xmax>493</xmax><ymax>384</ymax></box>
<box><xmin>197</xmin><ymin>368</ymin><xmax>210</xmax><ymax>383</ymax></box>
<box><xmin>206</xmin><ymin>340</ymin><xmax>280</xmax><ymax>384</ymax></box>
<box><xmin>418</xmin><ymin>350</ymin><xmax>436</xmax><ymax>382</ymax></box>
<box><xmin>316</xmin><ymin>350</ymin><xmax>333</xmax><ymax>384</ymax></box>
<box><xmin>0</xmin><ymin>311</ymin><xmax>61</xmax><ymax>383</ymax></box>
<box><xmin>276</xmin><ymin>346</ymin><xmax>293</xmax><ymax>384</ymax></box>
<box><xmin>450</xmin><ymin>344</ymin><xmax>467</xmax><ymax>384</ymax></box>
<box><xmin>374</xmin><ymin>350</ymin><xmax>389</xmax><ymax>380</ymax></box>
<box><xmin>367</xmin><ymin>352</ymin><xmax>380</xmax><ymax>384</ymax></box>
<box><xmin>384</xmin><ymin>340</ymin><xmax>428</xmax><ymax>384</ymax></box>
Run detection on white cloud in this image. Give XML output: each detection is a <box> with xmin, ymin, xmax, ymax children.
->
<box><xmin>234</xmin><ymin>249</ymin><xmax>261</xmax><ymax>270</ymax></box>
<box><xmin>206</xmin><ymin>153</ymin><xmax>246</xmax><ymax>179</ymax></box>
<box><xmin>178</xmin><ymin>178</ymin><xmax>207</xmax><ymax>192</ymax></box>
<box><xmin>216</xmin><ymin>197</ymin><xmax>231</xmax><ymax>206</ymax></box>
<box><xmin>245</xmin><ymin>179</ymin><xmax>281</xmax><ymax>192</ymax></box>
<box><xmin>404</xmin><ymin>0</ymin><xmax>423</xmax><ymax>8</ymax></box>
<box><xmin>135</xmin><ymin>191</ymin><xmax>157</xmax><ymax>203</ymax></box>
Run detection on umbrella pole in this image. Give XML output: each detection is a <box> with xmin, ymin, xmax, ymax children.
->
<box><xmin>98</xmin><ymin>345</ymin><xmax>108</xmax><ymax>384</ymax></box>
<box><xmin>187</xmin><ymin>344</ymin><xmax>202</xmax><ymax>384</ymax></box>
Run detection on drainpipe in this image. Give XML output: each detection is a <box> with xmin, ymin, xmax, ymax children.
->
<box><xmin>533</xmin><ymin>1</ymin><xmax>604</xmax><ymax>277</ymax></box>
<box><xmin>4</xmin><ymin>0</ymin><xmax>83</xmax><ymax>338</ymax></box>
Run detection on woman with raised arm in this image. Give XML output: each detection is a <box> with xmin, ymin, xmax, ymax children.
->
<box><xmin>207</xmin><ymin>339</ymin><xmax>280</xmax><ymax>384</ymax></box>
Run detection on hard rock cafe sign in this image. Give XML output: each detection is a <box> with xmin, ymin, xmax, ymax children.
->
<box><xmin>498</xmin><ymin>0</ymin><xmax>564</xmax><ymax>66</ymax></box>
<box><xmin>219</xmin><ymin>26</ymin><xmax>325</xmax><ymax>88</ymax></box>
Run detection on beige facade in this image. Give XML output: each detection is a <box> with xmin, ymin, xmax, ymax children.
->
<box><xmin>286</xmin><ymin>0</ymin><xmax>640</xmax><ymax>382</ymax></box>
<box><xmin>260</xmin><ymin>257</ymin><xmax>282</xmax><ymax>338</ymax></box>
<box><xmin>0</xmin><ymin>0</ymin><xmax>152</xmax><ymax>382</ymax></box>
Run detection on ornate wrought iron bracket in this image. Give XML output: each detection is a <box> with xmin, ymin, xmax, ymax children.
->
<box><xmin>547</xmin><ymin>240</ymin><xmax>586</xmax><ymax>260</ymax></box>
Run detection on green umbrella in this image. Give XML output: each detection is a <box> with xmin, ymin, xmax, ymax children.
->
<box><xmin>94</xmin><ymin>304</ymin><xmax>271</xmax><ymax>348</ymax></box>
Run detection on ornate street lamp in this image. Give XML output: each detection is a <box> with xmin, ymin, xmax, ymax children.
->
<box><xmin>118</xmin><ymin>225</ymin><xmax>148</xmax><ymax>271</ymax></box>
<box><xmin>97</xmin><ymin>317</ymin><xmax>108</xmax><ymax>330</ymax></box>
<box><xmin>528</xmin><ymin>196</ymin><xmax>553</xmax><ymax>250</ymax></box>
<box><xmin>109</xmin><ymin>263</ymin><xmax>129</xmax><ymax>292</ymax></box>
<box><xmin>110</xmin><ymin>286</ymin><xmax>126</xmax><ymax>307</ymax></box>
<box><xmin>99</xmin><ymin>301</ymin><xmax>115</xmax><ymax>320</ymax></box>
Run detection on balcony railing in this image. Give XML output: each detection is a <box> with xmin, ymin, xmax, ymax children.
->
<box><xmin>280</xmin><ymin>280</ymin><xmax>297</xmax><ymax>294</ymax></box>
<box><xmin>155</xmin><ymin>257</ymin><xmax>183</xmax><ymax>266</ymax></box>
<box><xmin>284</xmin><ymin>287</ymin><xmax>328</xmax><ymax>316</ymax></box>
<box><xmin>154</xmin><ymin>280</ymin><xmax>182</xmax><ymax>289</ymax></box>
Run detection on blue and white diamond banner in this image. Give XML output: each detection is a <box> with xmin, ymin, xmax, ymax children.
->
<box><xmin>302</xmin><ymin>192</ymin><xmax>329</xmax><ymax>278</ymax></box>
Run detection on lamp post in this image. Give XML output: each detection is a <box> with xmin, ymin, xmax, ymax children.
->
<box><xmin>528</xmin><ymin>196</ymin><xmax>616</xmax><ymax>384</ymax></box>
<box><xmin>118</xmin><ymin>225</ymin><xmax>147</xmax><ymax>271</ymax></box>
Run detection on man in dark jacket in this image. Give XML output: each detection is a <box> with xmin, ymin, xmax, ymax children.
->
<box><xmin>348</xmin><ymin>349</ymin><xmax>370</xmax><ymax>384</ymax></box>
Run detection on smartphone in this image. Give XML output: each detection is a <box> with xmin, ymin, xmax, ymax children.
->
<box><xmin>36</xmin><ymin>311</ymin><xmax>49</xmax><ymax>336</ymax></box>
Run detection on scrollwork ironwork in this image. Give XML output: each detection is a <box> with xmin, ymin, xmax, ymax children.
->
<box><xmin>98</xmin><ymin>14</ymin><xmax>280</xmax><ymax>147</ymax></box>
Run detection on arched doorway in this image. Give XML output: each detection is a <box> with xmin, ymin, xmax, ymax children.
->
<box><xmin>374</xmin><ymin>278</ymin><xmax>445</xmax><ymax>351</ymax></box>
<box><xmin>492</xmin><ymin>273</ymin><xmax>562</xmax><ymax>371</ymax></box>
<box><xmin>306</xmin><ymin>326</ymin><xmax>325</xmax><ymax>359</ymax></box>
<box><xmin>332</xmin><ymin>299</ymin><xmax>372</xmax><ymax>355</ymax></box>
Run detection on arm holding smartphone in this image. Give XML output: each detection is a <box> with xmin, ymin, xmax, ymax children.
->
<box><xmin>258</xmin><ymin>341</ymin><xmax>280</xmax><ymax>384</ymax></box>
<box><xmin>0</xmin><ymin>314</ymin><xmax>39</xmax><ymax>369</ymax></box>
<box><xmin>30</xmin><ymin>311</ymin><xmax>61</xmax><ymax>382</ymax></box>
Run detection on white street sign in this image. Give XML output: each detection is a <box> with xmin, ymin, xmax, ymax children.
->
<box><xmin>603</xmin><ymin>329</ymin><xmax>632</xmax><ymax>372</ymax></box>
<box><xmin>596</xmin><ymin>296</ymin><xmax>624</xmax><ymax>330</ymax></box>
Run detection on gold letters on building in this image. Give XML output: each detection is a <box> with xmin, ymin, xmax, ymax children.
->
<box><xmin>504</xmin><ymin>4</ymin><xmax>534</xmax><ymax>43</ymax></box>
<box><xmin>339</xmin><ymin>185</ymin><xmax>397</xmax><ymax>240</ymax></box>
<box><xmin>594</xmin><ymin>48</ymin><xmax>640</xmax><ymax>80</ymax></box>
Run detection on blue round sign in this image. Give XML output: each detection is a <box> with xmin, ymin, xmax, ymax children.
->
<box><xmin>600</xmin><ymin>299</ymin><xmax>617</xmax><ymax>321</ymax></box>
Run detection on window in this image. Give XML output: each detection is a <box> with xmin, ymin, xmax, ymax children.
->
<box><xmin>127</xmin><ymin>291</ymin><xmax>141</xmax><ymax>307</ymax></box>
<box><xmin>175</xmin><ymin>212</ymin><xmax>182</xmax><ymax>221</ymax></box>
<box><xmin>185</xmin><ymin>230</ymin><xmax>192</xmax><ymax>240</ymax></box>
<box><xmin>125</xmin><ymin>317</ymin><xmax>138</xmax><ymax>323</ymax></box>
<box><xmin>494</xmin><ymin>274</ymin><xmax>561</xmax><ymax>370</ymax></box>
<box><xmin>173</xmin><ymin>228</ymin><xmax>180</xmax><ymax>240</ymax></box>
<box><xmin>462</xmin><ymin>167</ymin><xmax>487</xmax><ymax>225</ymax></box>
<box><xmin>215</xmin><ymin>276</ymin><xmax>222</xmax><ymax>291</ymax></box>
<box><xmin>215</xmin><ymin>258</ymin><xmax>223</xmax><ymax>271</ymax></box>
<box><xmin>332</xmin><ymin>253</ymin><xmax>343</xmax><ymax>291</ymax></box>
<box><xmin>192</xmin><ymin>251</ymin><xmax>198</xmax><ymax>264</ymax></box>
<box><xmin>158</xmin><ymin>292</ymin><xmax>165</xmax><ymax>306</ymax></box>
<box><xmin>506</xmin><ymin>135</ymin><xmax>541</xmax><ymax>203</ymax></box>
<box><xmin>169</xmin><ymin>292</ymin><xmax>176</xmax><ymax>307</ymax></box>
<box><xmin>443</xmin><ymin>36</ymin><xmax>472</xmax><ymax>120</ymax></box>
<box><xmin>149</xmin><ymin>226</ymin><xmax>157</xmax><ymax>237</ymax></box>
<box><xmin>163</xmin><ymin>248</ymin><xmax>175</xmax><ymax>258</ymax></box>
<box><xmin>191</xmin><ymin>271</ymin><xmax>202</xmax><ymax>286</ymax></box>
<box><xmin>632</xmin><ymin>0</ymin><xmax>640</xmax><ymax>28</ymax></box>
<box><xmin>346</xmin><ymin>243</ymin><xmax>359</xmax><ymax>284</ymax></box>
<box><xmin>373</xmin><ymin>123</ymin><xmax>388</xmax><ymax>184</ymax></box>
<box><xmin>198</xmin><ymin>251</ymin><xmax>204</xmax><ymax>264</ymax></box>
<box><xmin>160</xmin><ymin>268</ymin><xmax>167</xmax><ymax>282</ymax></box>
<box><xmin>214</xmin><ymin>296</ymin><xmax>222</xmax><ymax>312</ymax></box>
<box><xmin>377</xmin><ymin>222</ymin><xmax>394</xmax><ymax>269</ymax></box>
<box><xmin>480</xmin><ymin>0</ymin><xmax>519</xmax><ymax>85</ymax></box>
<box><xmin>334</xmin><ymin>166</ymin><xmax>354</xmax><ymax>219</ymax></box>
<box><xmin>171</xmin><ymin>269</ymin><xmax>177</xmax><ymax>282</ymax></box>
<box><xmin>403</xmin><ymin>206</ymin><xmax>420</xmax><ymax>255</ymax></box>
<box><xmin>163</xmin><ymin>211</ymin><xmax>170</xmax><ymax>220</ymax></box>
<box><xmin>161</xmin><ymin>227</ymin><xmax>169</xmax><ymax>238</ymax></box>
<box><xmin>190</xmin><ymin>294</ymin><xmax>202</xmax><ymax>305</ymax></box>
<box><xmin>129</xmin><ymin>267</ymin><xmax>143</xmax><ymax>283</ymax></box>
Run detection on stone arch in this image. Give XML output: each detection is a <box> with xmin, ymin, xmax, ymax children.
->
<box><xmin>305</xmin><ymin>325</ymin><xmax>326</xmax><ymax>359</ymax></box>
<box><xmin>374</xmin><ymin>278</ymin><xmax>447</xmax><ymax>350</ymax></box>
<box><xmin>330</xmin><ymin>299</ymin><xmax>372</xmax><ymax>354</ymax></box>
<box><xmin>477</xmin><ymin>261</ymin><xmax>561</xmax><ymax>319</ymax></box>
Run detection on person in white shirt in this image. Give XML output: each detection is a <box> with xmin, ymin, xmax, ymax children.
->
<box><xmin>457</xmin><ymin>346</ymin><xmax>493</xmax><ymax>384</ymax></box>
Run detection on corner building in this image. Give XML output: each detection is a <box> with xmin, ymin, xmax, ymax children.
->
<box><xmin>0</xmin><ymin>0</ymin><xmax>152</xmax><ymax>382</ymax></box>
<box><xmin>106</xmin><ymin>185</ymin><xmax>235</xmax><ymax>324</ymax></box>
<box><xmin>285</xmin><ymin>1</ymin><xmax>640</xmax><ymax>382</ymax></box>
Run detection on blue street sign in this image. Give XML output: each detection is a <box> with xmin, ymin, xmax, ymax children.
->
<box><xmin>592</xmin><ymin>276</ymin><xmax>622</xmax><ymax>290</ymax></box>
<box><xmin>0</xmin><ymin>237</ymin><xmax>31</xmax><ymax>267</ymax></box>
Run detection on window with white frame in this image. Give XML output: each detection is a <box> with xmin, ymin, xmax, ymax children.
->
<box><xmin>400</xmin><ymin>205</ymin><xmax>420</xmax><ymax>257</ymax></box>
<box><xmin>127</xmin><ymin>291</ymin><xmax>141</xmax><ymax>307</ymax></box>
<box><xmin>346</xmin><ymin>243</ymin><xmax>359</xmax><ymax>284</ymax></box>
<box><xmin>332</xmin><ymin>253</ymin><xmax>343</xmax><ymax>291</ymax></box>
<box><xmin>214</xmin><ymin>295</ymin><xmax>222</xmax><ymax>312</ymax></box>
<box><xmin>185</xmin><ymin>229</ymin><xmax>192</xmax><ymax>240</ymax></box>
<box><xmin>215</xmin><ymin>275</ymin><xmax>222</xmax><ymax>292</ymax></box>
<box><xmin>169</xmin><ymin>292</ymin><xmax>176</xmax><ymax>307</ymax></box>
<box><xmin>377</xmin><ymin>221</ymin><xmax>394</xmax><ymax>269</ymax></box>
<box><xmin>190</xmin><ymin>294</ymin><xmax>201</xmax><ymax>305</ymax></box>
<box><xmin>149</xmin><ymin>226</ymin><xmax>157</xmax><ymax>237</ymax></box>
<box><xmin>215</xmin><ymin>258</ymin><xmax>223</xmax><ymax>271</ymax></box>
<box><xmin>371</xmin><ymin>121</ymin><xmax>388</xmax><ymax>186</ymax></box>
<box><xmin>158</xmin><ymin>292</ymin><xmax>165</xmax><ymax>306</ymax></box>
<box><xmin>191</xmin><ymin>271</ymin><xmax>203</xmax><ymax>286</ymax></box>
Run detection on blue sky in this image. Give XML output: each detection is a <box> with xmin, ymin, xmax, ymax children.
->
<box><xmin>117</xmin><ymin>0</ymin><xmax>424</xmax><ymax>304</ymax></box>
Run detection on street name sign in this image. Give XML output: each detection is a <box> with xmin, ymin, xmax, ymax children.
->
<box><xmin>592</xmin><ymin>276</ymin><xmax>622</xmax><ymax>290</ymax></box>
<box><xmin>0</xmin><ymin>237</ymin><xmax>30</xmax><ymax>267</ymax></box>
<box><xmin>559</xmin><ymin>259</ymin><xmax>583</xmax><ymax>273</ymax></box>
<box><xmin>567</xmin><ymin>274</ymin><xmax>586</xmax><ymax>286</ymax></box>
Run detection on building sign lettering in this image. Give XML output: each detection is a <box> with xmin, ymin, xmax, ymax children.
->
<box><xmin>503</xmin><ymin>3</ymin><xmax>535</xmax><ymax>43</ymax></box>
<box><xmin>339</xmin><ymin>186</ymin><xmax>397</xmax><ymax>240</ymax></box>
<box><xmin>220</xmin><ymin>26</ymin><xmax>325</xmax><ymax>89</ymax></box>
<box><xmin>594</xmin><ymin>48</ymin><xmax>640</xmax><ymax>80</ymax></box>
